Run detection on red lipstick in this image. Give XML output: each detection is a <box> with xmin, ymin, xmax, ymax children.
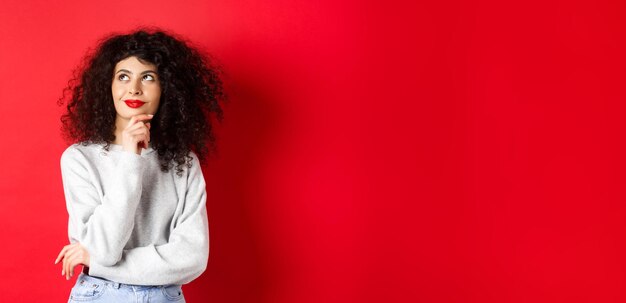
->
<box><xmin>124</xmin><ymin>99</ymin><xmax>145</xmax><ymax>108</ymax></box>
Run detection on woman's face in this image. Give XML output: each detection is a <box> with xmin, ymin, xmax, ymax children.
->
<box><xmin>111</xmin><ymin>56</ymin><xmax>161</xmax><ymax>120</ymax></box>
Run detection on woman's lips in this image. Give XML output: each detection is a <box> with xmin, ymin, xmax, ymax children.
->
<box><xmin>124</xmin><ymin>100</ymin><xmax>146</xmax><ymax>108</ymax></box>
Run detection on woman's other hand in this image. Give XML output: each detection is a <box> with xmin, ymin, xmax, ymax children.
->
<box><xmin>55</xmin><ymin>243</ymin><xmax>91</xmax><ymax>280</ymax></box>
<box><xmin>122</xmin><ymin>114</ymin><xmax>153</xmax><ymax>155</ymax></box>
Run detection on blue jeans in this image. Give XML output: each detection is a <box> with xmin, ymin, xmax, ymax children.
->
<box><xmin>67</xmin><ymin>273</ymin><xmax>185</xmax><ymax>303</ymax></box>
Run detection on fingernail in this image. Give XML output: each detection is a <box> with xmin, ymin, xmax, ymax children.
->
<box><xmin>148</xmin><ymin>114</ymin><xmax>154</xmax><ymax>117</ymax></box>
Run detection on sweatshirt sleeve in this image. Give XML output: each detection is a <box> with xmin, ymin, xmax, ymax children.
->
<box><xmin>61</xmin><ymin>146</ymin><xmax>145</xmax><ymax>266</ymax></box>
<box><xmin>87</xmin><ymin>153</ymin><xmax>209</xmax><ymax>286</ymax></box>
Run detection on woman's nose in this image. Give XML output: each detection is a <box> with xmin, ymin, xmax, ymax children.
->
<box><xmin>129</xmin><ymin>81</ymin><xmax>142</xmax><ymax>95</ymax></box>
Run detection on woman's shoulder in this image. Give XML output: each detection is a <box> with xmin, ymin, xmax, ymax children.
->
<box><xmin>62</xmin><ymin>141</ymin><xmax>101</xmax><ymax>153</ymax></box>
<box><xmin>188</xmin><ymin>150</ymin><xmax>200</xmax><ymax>161</ymax></box>
<box><xmin>61</xmin><ymin>142</ymin><xmax>105</xmax><ymax>163</ymax></box>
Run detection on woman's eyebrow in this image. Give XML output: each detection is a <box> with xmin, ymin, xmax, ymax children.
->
<box><xmin>115</xmin><ymin>69</ymin><xmax>158</xmax><ymax>75</ymax></box>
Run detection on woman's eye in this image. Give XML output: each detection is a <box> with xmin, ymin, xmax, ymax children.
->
<box><xmin>143</xmin><ymin>74</ymin><xmax>156</xmax><ymax>81</ymax></box>
<box><xmin>118</xmin><ymin>74</ymin><xmax>129</xmax><ymax>81</ymax></box>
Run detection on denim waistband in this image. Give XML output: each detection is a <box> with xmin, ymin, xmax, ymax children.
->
<box><xmin>77</xmin><ymin>273</ymin><xmax>161</xmax><ymax>290</ymax></box>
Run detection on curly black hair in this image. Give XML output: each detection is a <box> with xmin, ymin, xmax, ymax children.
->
<box><xmin>58</xmin><ymin>27</ymin><xmax>225</xmax><ymax>176</ymax></box>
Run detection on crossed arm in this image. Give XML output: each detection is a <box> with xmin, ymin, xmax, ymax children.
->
<box><xmin>55</xmin><ymin>143</ymin><xmax>209</xmax><ymax>284</ymax></box>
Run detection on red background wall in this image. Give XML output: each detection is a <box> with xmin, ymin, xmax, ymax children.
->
<box><xmin>1</xmin><ymin>0</ymin><xmax>626</xmax><ymax>302</ymax></box>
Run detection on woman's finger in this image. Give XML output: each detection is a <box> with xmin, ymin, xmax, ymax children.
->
<box><xmin>66</xmin><ymin>254</ymin><xmax>78</xmax><ymax>280</ymax></box>
<box><xmin>127</xmin><ymin>124</ymin><xmax>151</xmax><ymax>142</ymax></box>
<box><xmin>121</xmin><ymin>115</ymin><xmax>153</xmax><ymax>154</ymax></box>
<box><xmin>128</xmin><ymin>126</ymin><xmax>149</xmax><ymax>136</ymax></box>
<box><xmin>60</xmin><ymin>252</ymin><xmax>66</xmax><ymax>276</ymax></box>
<box><xmin>63</xmin><ymin>246</ymin><xmax>77</xmax><ymax>262</ymax></box>
<box><xmin>128</xmin><ymin>129</ymin><xmax>150</xmax><ymax>147</ymax></box>
<box><xmin>68</xmin><ymin>249</ymin><xmax>88</xmax><ymax>279</ymax></box>
<box><xmin>125</xmin><ymin>114</ymin><xmax>153</xmax><ymax>129</ymax></box>
<box><xmin>55</xmin><ymin>245</ymin><xmax>71</xmax><ymax>264</ymax></box>
<box><xmin>62</xmin><ymin>251</ymin><xmax>68</xmax><ymax>278</ymax></box>
<box><xmin>128</xmin><ymin>133</ymin><xmax>149</xmax><ymax>146</ymax></box>
<box><xmin>64</xmin><ymin>246</ymin><xmax>78</xmax><ymax>280</ymax></box>
<box><xmin>126</xmin><ymin>133</ymin><xmax>149</xmax><ymax>145</ymax></box>
<box><xmin>124</xmin><ymin>121</ymin><xmax>146</xmax><ymax>134</ymax></box>
<box><xmin>58</xmin><ymin>243</ymin><xmax>77</xmax><ymax>275</ymax></box>
<box><xmin>126</xmin><ymin>123</ymin><xmax>150</xmax><ymax>135</ymax></box>
<box><xmin>63</xmin><ymin>250</ymin><xmax>71</xmax><ymax>279</ymax></box>
<box><xmin>68</xmin><ymin>257</ymin><xmax>76</xmax><ymax>279</ymax></box>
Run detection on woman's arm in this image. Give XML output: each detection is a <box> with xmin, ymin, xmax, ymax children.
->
<box><xmin>60</xmin><ymin>146</ymin><xmax>145</xmax><ymax>266</ymax></box>
<box><xmin>87</xmin><ymin>153</ymin><xmax>210</xmax><ymax>285</ymax></box>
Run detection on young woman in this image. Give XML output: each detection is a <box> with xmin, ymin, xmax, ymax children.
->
<box><xmin>55</xmin><ymin>28</ymin><xmax>225</xmax><ymax>302</ymax></box>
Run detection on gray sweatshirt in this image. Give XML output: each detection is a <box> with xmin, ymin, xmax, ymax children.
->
<box><xmin>60</xmin><ymin>143</ymin><xmax>209</xmax><ymax>286</ymax></box>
